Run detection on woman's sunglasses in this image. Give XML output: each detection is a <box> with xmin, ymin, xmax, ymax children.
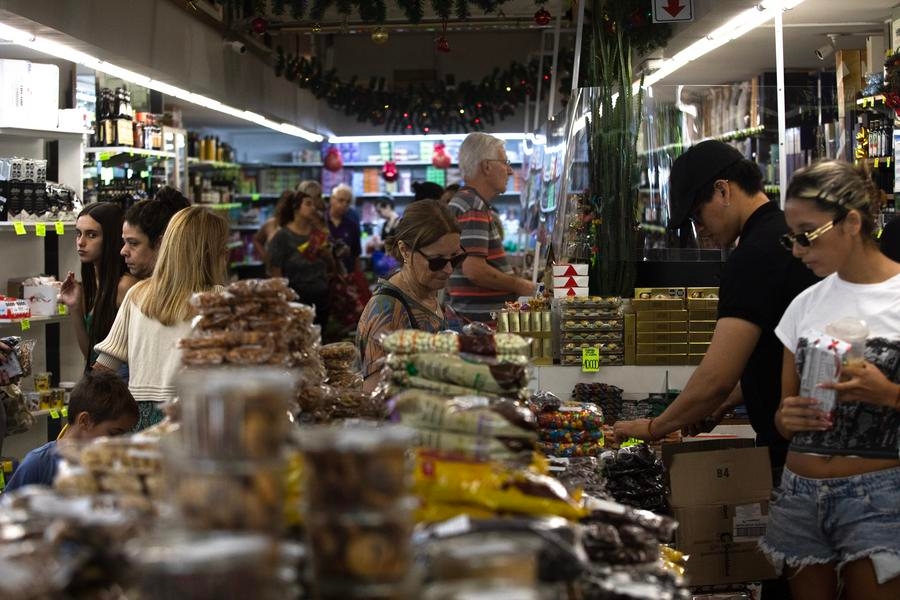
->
<box><xmin>416</xmin><ymin>248</ymin><xmax>467</xmax><ymax>271</ymax></box>
<box><xmin>779</xmin><ymin>216</ymin><xmax>844</xmax><ymax>251</ymax></box>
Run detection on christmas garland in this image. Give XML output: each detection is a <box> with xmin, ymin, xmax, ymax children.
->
<box><xmin>218</xmin><ymin>0</ymin><xmax>518</xmax><ymax>23</ymax></box>
<box><xmin>275</xmin><ymin>47</ymin><xmax>571</xmax><ymax>133</ymax></box>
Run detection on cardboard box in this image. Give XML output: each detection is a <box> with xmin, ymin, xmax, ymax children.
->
<box><xmin>552</xmin><ymin>264</ymin><xmax>588</xmax><ymax>277</ymax></box>
<box><xmin>553</xmin><ymin>286</ymin><xmax>589</xmax><ymax>298</ymax></box>
<box><xmin>23</xmin><ymin>283</ymin><xmax>60</xmax><ymax>316</ymax></box>
<box><xmin>675</xmin><ymin>502</ymin><xmax>777</xmax><ymax>586</ymax></box>
<box><xmin>634</xmin><ymin>287</ymin><xmax>685</xmax><ymax>299</ymax></box>
<box><xmin>689</xmin><ymin>331</ymin><xmax>714</xmax><ymax>343</ymax></box>
<box><xmin>635</xmin><ymin>309</ymin><xmax>689</xmax><ymax>322</ymax></box>
<box><xmin>553</xmin><ymin>275</ymin><xmax>589</xmax><ymax>288</ymax></box>
<box><xmin>636</xmin><ymin>320</ymin><xmax>688</xmax><ymax>333</ymax></box>
<box><xmin>690</xmin><ymin>320</ymin><xmax>717</xmax><ymax>333</ymax></box>
<box><xmin>624</xmin><ymin>313</ymin><xmax>635</xmax><ymax>365</ymax></box>
<box><xmin>686</xmin><ymin>286</ymin><xmax>719</xmax><ymax>299</ymax></box>
<box><xmin>687</xmin><ymin>354</ymin><xmax>704</xmax><ymax>365</ymax></box>
<box><xmin>0</xmin><ymin>59</ymin><xmax>60</xmax><ymax>129</ymax></box>
<box><xmin>637</xmin><ymin>342</ymin><xmax>689</xmax><ymax>355</ymax></box>
<box><xmin>637</xmin><ymin>331</ymin><xmax>689</xmax><ymax>344</ymax></box>
<box><xmin>632</xmin><ymin>298</ymin><xmax>685</xmax><ymax>311</ymax></box>
<box><xmin>635</xmin><ymin>354</ymin><xmax>688</xmax><ymax>365</ymax></box>
<box><xmin>6</xmin><ymin>277</ymin><xmax>27</xmax><ymax>299</ymax></box>
<box><xmin>690</xmin><ymin>342</ymin><xmax>711</xmax><ymax>354</ymax></box>
<box><xmin>663</xmin><ymin>441</ymin><xmax>771</xmax><ymax>507</ymax></box>
<box><xmin>689</xmin><ymin>309</ymin><xmax>718</xmax><ymax>321</ymax></box>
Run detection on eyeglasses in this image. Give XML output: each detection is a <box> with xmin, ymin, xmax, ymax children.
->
<box><xmin>417</xmin><ymin>248</ymin><xmax>467</xmax><ymax>271</ymax></box>
<box><xmin>779</xmin><ymin>216</ymin><xmax>844</xmax><ymax>251</ymax></box>
<box><xmin>485</xmin><ymin>158</ymin><xmax>512</xmax><ymax>168</ymax></box>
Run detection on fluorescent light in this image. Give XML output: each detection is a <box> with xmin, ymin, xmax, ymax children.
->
<box><xmin>0</xmin><ymin>19</ymin><xmax>323</xmax><ymax>142</ymax></box>
<box><xmin>328</xmin><ymin>132</ymin><xmax>530</xmax><ymax>143</ymax></box>
<box><xmin>639</xmin><ymin>0</ymin><xmax>807</xmax><ymax>89</ymax></box>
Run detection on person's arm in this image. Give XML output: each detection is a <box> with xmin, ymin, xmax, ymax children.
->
<box><xmin>116</xmin><ymin>274</ymin><xmax>138</xmax><ymax>307</ymax></box>
<box><xmin>613</xmin><ymin>317</ymin><xmax>761</xmax><ymax>441</ymax></box>
<box><xmin>91</xmin><ymin>292</ymin><xmax>132</xmax><ymax>371</ymax></box>
<box><xmin>682</xmin><ymin>382</ymin><xmax>744</xmax><ymax>436</ymax></box>
<box><xmin>58</xmin><ymin>271</ymin><xmax>90</xmax><ymax>359</ymax></box>
<box><xmin>461</xmin><ymin>255</ymin><xmax>535</xmax><ymax>297</ymax></box>
<box><xmin>253</xmin><ymin>221</ymin><xmax>273</xmax><ymax>264</ymax></box>
<box><xmin>775</xmin><ymin>348</ymin><xmax>831</xmax><ymax>438</ymax></box>
<box><xmin>819</xmin><ymin>361</ymin><xmax>900</xmax><ymax>410</ymax></box>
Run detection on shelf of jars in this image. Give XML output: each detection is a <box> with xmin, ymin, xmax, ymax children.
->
<box><xmin>187</xmin><ymin>157</ymin><xmax>241</xmax><ymax>170</ymax></box>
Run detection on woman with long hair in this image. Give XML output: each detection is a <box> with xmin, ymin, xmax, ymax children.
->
<box><xmin>357</xmin><ymin>199</ymin><xmax>465</xmax><ymax>391</ymax></box>
<box><xmin>59</xmin><ymin>202</ymin><xmax>138</xmax><ymax>369</ymax></box>
<box><xmin>761</xmin><ymin>160</ymin><xmax>900</xmax><ymax>599</ymax></box>
<box><xmin>93</xmin><ymin>206</ymin><xmax>229</xmax><ymax>429</ymax></box>
<box><xmin>268</xmin><ymin>191</ymin><xmax>334</xmax><ymax>327</ymax></box>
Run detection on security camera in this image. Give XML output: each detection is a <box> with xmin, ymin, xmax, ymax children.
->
<box><xmin>815</xmin><ymin>44</ymin><xmax>834</xmax><ymax>61</ymax></box>
<box><xmin>225</xmin><ymin>40</ymin><xmax>247</xmax><ymax>54</ymax></box>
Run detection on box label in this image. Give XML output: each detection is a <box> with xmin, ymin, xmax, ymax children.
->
<box><xmin>734</xmin><ymin>502</ymin><xmax>768</xmax><ymax>542</ymax></box>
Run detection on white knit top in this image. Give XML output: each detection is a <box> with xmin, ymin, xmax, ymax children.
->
<box><xmin>94</xmin><ymin>286</ymin><xmax>192</xmax><ymax>403</ymax></box>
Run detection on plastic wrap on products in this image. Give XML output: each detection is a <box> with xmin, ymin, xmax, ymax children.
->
<box><xmin>0</xmin><ymin>336</ymin><xmax>34</xmax><ymax>381</ymax></box>
<box><xmin>409</xmin><ymin>427</ymin><xmax>532</xmax><ymax>461</ymax></box>
<box><xmin>319</xmin><ymin>341</ymin><xmax>361</xmax><ymax>372</ymax></box>
<box><xmin>599</xmin><ymin>445</ymin><xmax>668</xmax><ymax>513</ymax></box>
<box><xmin>390</xmin><ymin>371</ymin><xmax>503</xmax><ymax>399</ymax></box>
<box><xmin>576</xmin><ymin>565</ymin><xmax>690</xmax><ymax>600</ymax></box>
<box><xmin>391</xmin><ymin>390</ymin><xmax>536</xmax><ymax>439</ymax></box>
<box><xmin>295</xmin><ymin>383</ymin><xmax>336</xmax><ymax>423</ymax></box>
<box><xmin>412</xmin><ymin>450</ymin><xmax>587</xmax><ymax>521</ymax></box>
<box><xmin>420</xmin><ymin>516</ymin><xmax>590</xmax><ymax>583</ymax></box>
<box><xmin>388</xmin><ymin>353</ymin><xmax>529</xmax><ymax>394</ymax></box>
<box><xmin>540</xmin><ymin>429</ymin><xmax>604</xmax><ymax>443</ymax></box>
<box><xmin>324</xmin><ymin>388</ymin><xmax>388</xmax><ymax>421</ymax></box>
<box><xmin>536</xmin><ymin>403</ymin><xmax>605</xmax><ymax>430</ymax></box>
<box><xmin>547</xmin><ymin>456</ymin><xmax>606</xmax><ymax>496</ymax></box>
<box><xmin>461</xmin><ymin>321</ymin><xmax>493</xmax><ymax>336</ymax></box>
<box><xmin>1</xmin><ymin>384</ymin><xmax>35</xmax><ymax>435</ymax></box>
<box><xmin>538</xmin><ymin>441</ymin><xmax>604</xmax><ymax>458</ymax></box>
<box><xmin>381</xmin><ymin>329</ymin><xmax>531</xmax><ymax>358</ymax></box>
<box><xmin>528</xmin><ymin>390</ymin><xmax>562</xmax><ymax>413</ymax></box>
<box><xmin>558</xmin><ymin>296</ymin><xmax>622</xmax><ymax>309</ymax></box>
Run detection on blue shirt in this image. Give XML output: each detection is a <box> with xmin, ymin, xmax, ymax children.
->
<box><xmin>5</xmin><ymin>441</ymin><xmax>58</xmax><ymax>491</ymax></box>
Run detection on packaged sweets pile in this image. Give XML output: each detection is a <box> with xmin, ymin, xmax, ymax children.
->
<box><xmin>600</xmin><ymin>444</ymin><xmax>668</xmax><ymax>513</ymax></box>
<box><xmin>530</xmin><ymin>391</ymin><xmax>606</xmax><ymax>457</ymax></box>
<box><xmin>572</xmin><ymin>382</ymin><xmax>624</xmax><ymax>423</ymax></box>
<box><xmin>312</xmin><ymin>341</ymin><xmax>386</xmax><ymax>423</ymax></box>
<box><xmin>0</xmin><ymin>335</ymin><xmax>36</xmax><ymax>435</ymax></box>
<box><xmin>547</xmin><ymin>455</ymin><xmax>608</xmax><ymax>498</ymax></box>
<box><xmin>319</xmin><ymin>341</ymin><xmax>362</xmax><ymax>390</ymax></box>
<box><xmin>558</xmin><ymin>296</ymin><xmax>625</xmax><ymax>367</ymax></box>
<box><xmin>392</xmin><ymin>389</ymin><xmax>537</xmax><ymax>461</ymax></box>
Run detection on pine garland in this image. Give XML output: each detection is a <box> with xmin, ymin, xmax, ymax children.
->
<box><xmin>217</xmin><ymin>0</ymin><xmax>513</xmax><ymax>24</ymax></box>
<box><xmin>275</xmin><ymin>46</ymin><xmax>572</xmax><ymax>133</ymax></box>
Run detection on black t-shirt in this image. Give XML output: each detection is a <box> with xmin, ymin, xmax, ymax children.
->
<box><xmin>880</xmin><ymin>214</ymin><xmax>900</xmax><ymax>262</ymax></box>
<box><xmin>718</xmin><ymin>201</ymin><xmax>820</xmax><ymax>469</ymax></box>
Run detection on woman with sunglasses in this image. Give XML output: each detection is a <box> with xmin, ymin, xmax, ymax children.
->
<box><xmin>357</xmin><ymin>199</ymin><xmax>465</xmax><ymax>391</ymax></box>
<box><xmin>761</xmin><ymin>160</ymin><xmax>900</xmax><ymax>599</ymax></box>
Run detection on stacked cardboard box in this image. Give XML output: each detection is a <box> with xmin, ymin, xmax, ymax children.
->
<box><xmin>687</xmin><ymin>287</ymin><xmax>719</xmax><ymax>365</ymax></box>
<box><xmin>662</xmin><ymin>440</ymin><xmax>776</xmax><ymax>587</ymax></box>
<box><xmin>558</xmin><ymin>296</ymin><xmax>624</xmax><ymax>366</ymax></box>
<box><xmin>551</xmin><ymin>264</ymin><xmax>589</xmax><ymax>298</ymax></box>
<box><xmin>632</xmin><ymin>288</ymin><xmax>689</xmax><ymax>365</ymax></box>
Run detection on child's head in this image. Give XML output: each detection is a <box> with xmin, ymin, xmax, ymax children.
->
<box><xmin>67</xmin><ymin>371</ymin><xmax>139</xmax><ymax>439</ymax></box>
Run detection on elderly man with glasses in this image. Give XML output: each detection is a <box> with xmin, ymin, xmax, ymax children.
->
<box><xmin>446</xmin><ymin>132</ymin><xmax>537</xmax><ymax>323</ymax></box>
<box><xmin>616</xmin><ymin>140</ymin><xmax>818</xmax><ymax>486</ymax></box>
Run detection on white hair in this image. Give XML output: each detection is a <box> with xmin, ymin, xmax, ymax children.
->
<box><xmin>458</xmin><ymin>132</ymin><xmax>505</xmax><ymax>181</ymax></box>
<box><xmin>331</xmin><ymin>183</ymin><xmax>353</xmax><ymax>200</ymax></box>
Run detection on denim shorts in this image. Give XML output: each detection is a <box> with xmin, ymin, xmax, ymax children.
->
<box><xmin>759</xmin><ymin>466</ymin><xmax>900</xmax><ymax>584</ymax></box>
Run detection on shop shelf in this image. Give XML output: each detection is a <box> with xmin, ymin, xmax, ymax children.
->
<box><xmin>229</xmin><ymin>261</ymin><xmax>264</xmax><ymax>268</ymax></box>
<box><xmin>0</xmin><ymin>126</ymin><xmax>90</xmax><ymax>139</ymax></box>
<box><xmin>187</xmin><ymin>157</ymin><xmax>241</xmax><ymax>169</ymax></box>
<box><xmin>85</xmin><ymin>146</ymin><xmax>176</xmax><ymax>159</ymax></box>
<box><xmin>0</xmin><ymin>315</ymin><xmax>69</xmax><ymax>330</ymax></box>
<box><xmin>234</xmin><ymin>193</ymin><xmax>281</xmax><ymax>201</ymax></box>
<box><xmin>231</xmin><ymin>224</ymin><xmax>262</xmax><ymax>231</ymax></box>
<box><xmin>239</xmin><ymin>162</ymin><xmax>321</xmax><ymax>168</ymax></box>
<box><xmin>856</xmin><ymin>94</ymin><xmax>886</xmax><ymax>108</ymax></box>
<box><xmin>0</xmin><ymin>221</ymin><xmax>74</xmax><ymax>234</ymax></box>
<box><xmin>203</xmin><ymin>203</ymin><xmax>242</xmax><ymax>210</ymax></box>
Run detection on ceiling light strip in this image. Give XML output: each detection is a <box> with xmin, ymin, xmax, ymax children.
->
<box><xmin>328</xmin><ymin>133</ymin><xmax>531</xmax><ymax>143</ymax></box>
<box><xmin>0</xmin><ymin>21</ymin><xmax>323</xmax><ymax>142</ymax></box>
<box><xmin>636</xmin><ymin>0</ymin><xmax>807</xmax><ymax>90</ymax></box>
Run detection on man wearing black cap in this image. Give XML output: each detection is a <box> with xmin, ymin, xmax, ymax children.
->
<box><xmin>615</xmin><ymin>140</ymin><xmax>818</xmax><ymax>477</ymax></box>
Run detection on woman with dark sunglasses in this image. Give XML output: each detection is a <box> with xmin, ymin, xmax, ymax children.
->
<box><xmin>761</xmin><ymin>160</ymin><xmax>900</xmax><ymax>599</ymax></box>
<box><xmin>357</xmin><ymin>199</ymin><xmax>466</xmax><ymax>391</ymax></box>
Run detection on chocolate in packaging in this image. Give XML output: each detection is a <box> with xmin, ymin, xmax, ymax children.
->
<box><xmin>797</xmin><ymin>329</ymin><xmax>851</xmax><ymax>413</ymax></box>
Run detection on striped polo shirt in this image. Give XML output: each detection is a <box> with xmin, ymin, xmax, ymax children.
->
<box><xmin>447</xmin><ymin>186</ymin><xmax>515</xmax><ymax>322</ymax></box>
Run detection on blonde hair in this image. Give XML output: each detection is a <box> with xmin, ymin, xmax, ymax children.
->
<box><xmin>130</xmin><ymin>206</ymin><xmax>229</xmax><ymax>326</ymax></box>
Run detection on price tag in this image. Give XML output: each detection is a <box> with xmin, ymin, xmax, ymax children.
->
<box><xmin>61</xmin><ymin>406</ymin><xmax>68</xmax><ymax>418</ymax></box>
<box><xmin>621</xmin><ymin>437</ymin><xmax>644</xmax><ymax>447</ymax></box>
<box><xmin>55</xmin><ymin>221</ymin><xmax>65</xmax><ymax>235</ymax></box>
<box><xmin>251</xmin><ymin>193</ymin><xmax>261</xmax><ymax>201</ymax></box>
<box><xmin>20</xmin><ymin>319</ymin><xmax>30</xmax><ymax>331</ymax></box>
<box><xmin>57</xmin><ymin>303</ymin><xmax>68</xmax><ymax>316</ymax></box>
<box><xmin>875</xmin><ymin>158</ymin><xmax>880</xmax><ymax>168</ymax></box>
<box><xmin>35</xmin><ymin>222</ymin><xmax>46</xmax><ymax>237</ymax></box>
<box><xmin>0</xmin><ymin>470</ymin><xmax>5</xmax><ymax>490</ymax></box>
<box><xmin>13</xmin><ymin>221</ymin><xmax>26</xmax><ymax>235</ymax></box>
<box><xmin>581</xmin><ymin>347</ymin><xmax>600</xmax><ymax>372</ymax></box>
<box><xmin>49</xmin><ymin>409</ymin><xmax>60</xmax><ymax>420</ymax></box>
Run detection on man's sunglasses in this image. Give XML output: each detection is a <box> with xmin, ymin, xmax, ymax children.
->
<box><xmin>417</xmin><ymin>248</ymin><xmax>467</xmax><ymax>271</ymax></box>
<box><xmin>779</xmin><ymin>216</ymin><xmax>844</xmax><ymax>251</ymax></box>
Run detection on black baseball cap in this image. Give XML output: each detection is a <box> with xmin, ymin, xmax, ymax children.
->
<box><xmin>668</xmin><ymin>140</ymin><xmax>744</xmax><ymax>229</ymax></box>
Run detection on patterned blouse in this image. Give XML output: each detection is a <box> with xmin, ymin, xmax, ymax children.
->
<box><xmin>357</xmin><ymin>280</ymin><xmax>461</xmax><ymax>379</ymax></box>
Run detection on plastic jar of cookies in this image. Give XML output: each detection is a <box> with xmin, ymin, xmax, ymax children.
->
<box><xmin>175</xmin><ymin>367</ymin><xmax>295</xmax><ymax>460</ymax></box>
<box><xmin>128</xmin><ymin>532</ymin><xmax>286</xmax><ymax>600</ymax></box>
<box><xmin>298</xmin><ymin>424</ymin><xmax>414</xmax><ymax>512</ymax></box>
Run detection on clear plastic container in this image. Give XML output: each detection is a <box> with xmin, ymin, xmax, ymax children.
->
<box><xmin>298</xmin><ymin>424</ymin><xmax>414</xmax><ymax>511</ymax></box>
<box><xmin>176</xmin><ymin>367</ymin><xmax>295</xmax><ymax>460</ymax></box>
<box><xmin>825</xmin><ymin>317</ymin><xmax>869</xmax><ymax>366</ymax></box>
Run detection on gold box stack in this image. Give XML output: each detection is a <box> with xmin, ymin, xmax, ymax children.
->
<box><xmin>496</xmin><ymin>299</ymin><xmax>553</xmax><ymax>364</ymax></box>
<box><xmin>557</xmin><ymin>296</ymin><xmax>624</xmax><ymax>366</ymax></box>
<box><xmin>687</xmin><ymin>287</ymin><xmax>719</xmax><ymax>364</ymax></box>
<box><xmin>633</xmin><ymin>288</ymin><xmax>688</xmax><ymax>365</ymax></box>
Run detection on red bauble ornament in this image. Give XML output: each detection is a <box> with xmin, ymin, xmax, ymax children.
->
<box><xmin>534</xmin><ymin>7</ymin><xmax>552</xmax><ymax>26</ymax></box>
<box><xmin>436</xmin><ymin>36</ymin><xmax>450</xmax><ymax>53</ymax></box>
<box><xmin>382</xmin><ymin>161</ymin><xmax>399</xmax><ymax>182</ymax></box>
<box><xmin>324</xmin><ymin>147</ymin><xmax>343</xmax><ymax>172</ymax></box>
<box><xmin>432</xmin><ymin>143</ymin><xmax>451</xmax><ymax>169</ymax></box>
<box><xmin>251</xmin><ymin>16</ymin><xmax>268</xmax><ymax>34</ymax></box>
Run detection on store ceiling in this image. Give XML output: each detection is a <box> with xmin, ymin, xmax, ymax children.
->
<box><xmin>645</xmin><ymin>0</ymin><xmax>896</xmax><ymax>95</ymax></box>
